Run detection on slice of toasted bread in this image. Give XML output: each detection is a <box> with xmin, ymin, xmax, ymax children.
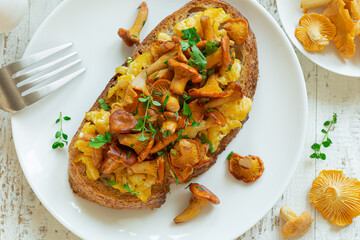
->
<box><xmin>68</xmin><ymin>0</ymin><xmax>258</xmax><ymax>209</ymax></box>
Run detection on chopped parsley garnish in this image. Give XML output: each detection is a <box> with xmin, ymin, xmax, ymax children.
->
<box><xmin>88</xmin><ymin>132</ymin><xmax>112</xmax><ymax>149</ymax></box>
<box><xmin>188</xmin><ymin>45</ymin><xmax>207</xmax><ymax>74</ymax></box>
<box><xmin>207</xmin><ymin>109</ymin><xmax>214</xmax><ymax>112</ymax></box>
<box><xmin>200</xmin><ymin>133</ymin><xmax>215</xmax><ymax>153</ymax></box>
<box><xmin>52</xmin><ymin>112</ymin><xmax>71</xmax><ymax>149</ymax></box>
<box><xmin>226</xmin><ymin>151</ymin><xmax>234</xmax><ymax>161</ymax></box>
<box><xmin>131</xmin><ymin>34</ymin><xmax>138</xmax><ymax>38</ymax></box>
<box><xmin>122</xmin><ymin>183</ymin><xmax>138</xmax><ymax>195</ymax></box>
<box><xmin>207</xmin><ymin>68</ymin><xmax>215</xmax><ymax>77</ymax></box>
<box><xmin>163</xmin><ymin>130</ymin><xmax>172</xmax><ymax>138</ymax></box>
<box><xmin>98</xmin><ymin>98</ymin><xmax>110</xmax><ymax>111</ymax></box>
<box><xmin>157</xmin><ymin>151</ymin><xmax>165</xmax><ymax>156</ymax></box>
<box><xmin>201</xmin><ymin>41</ymin><xmax>219</xmax><ymax>57</ymax></box>
<box><xmin>182</xmin><ymin>102</ymin><xmax>192</xmax><ymax>116</ymax></box>
<box><xmin>143</xmin><ymin>20</ymin><xmax>146</xmax><ymax>26</ymax></box>
<box><xmin>105</xmin><ymin>179</ymin><xmax>117</xmax><ymax>186</ymax></box>
<box><xmin>170</xmin><ymin>150</ymin><xmax>177</xmax><ymax>155</ymax></box>
<box><xmin>182</xmin><ymin>93</ymin><xmax>191</xmax><ymax>101</ymax></box>
<box><xmin>227</xmin><ymin>65</ymin><xmax>233</xmax><ymax>72</ymax></box>
<box><xmin>126</xmin><ymin>151</ymin><xmax>131</xmax><ymax>159</ymax></box>
<box><xmin>181</xmin><ymin>27</ymin><xmax>201</xmax><ymax>45</ymax></box>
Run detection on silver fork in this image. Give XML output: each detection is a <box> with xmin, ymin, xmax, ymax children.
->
<box><xmin>0</xmin><ymin>43</ymin><xmax>85</xmax><ymax>113</ymax></box>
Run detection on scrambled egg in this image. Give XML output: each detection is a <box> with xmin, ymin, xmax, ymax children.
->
<box><xmin>218</xmin><ymin>59</ymin><xmax>242</xmax><ymax>85</ymax></box>
<box><xmin>157</xmin><ymin>32</ymin><xmax>172</xmax><ymax>41</ymax></box>
<box><xmin>85</xmin><ymin>109</ymin><xmax>110</xmax><ymax>135</ymax></box>
<box><xmin>74</xmin><ymin>123</ymin><xmax>99</xmax><ymax>181</ymax></box>
<box><xmin>173</xmin><ymin>7</ymin><xmax>230</xmax><ymax>40</ymax></box>
<box><xmin>113</xmin><ymin>167</ymin><xmax>156</xmax><ymax>203</ymax></box>
<box><xmin>205</xmin><ymin>97</ymin><xmax>253</xmax><ymax>150</ymax></box>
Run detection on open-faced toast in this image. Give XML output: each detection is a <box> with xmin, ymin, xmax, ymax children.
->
<box><xmin>68</xmin><ymin>0</ymin><xmax>258</xmax><ymax>209</ymax></box>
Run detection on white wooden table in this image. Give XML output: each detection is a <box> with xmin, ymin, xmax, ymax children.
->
<box><xmin>1</xmin><ymin>0</ymin><xmax>359</xmax><ymax>239</ymax></box>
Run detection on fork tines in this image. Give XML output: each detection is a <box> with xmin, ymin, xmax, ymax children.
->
<box><xmin>0</xmin><ymin>43</ymin><xmax>85</xmax><ymax>113</ymax></box>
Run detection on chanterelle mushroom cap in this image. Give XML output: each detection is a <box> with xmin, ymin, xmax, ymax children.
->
<box><xmin>280</xmin><ymin>205</ymin><xmax>313</xmax><ymax>239</ymax></box>
<box><xmin>169</xmin><ymin>58</ymin><xmax>203</xmax><ymax>95</ymax></box>
<box><xmin>159</xmin><ymin>111</ymin><xmax>185</xmax><ymax>134</ymax></box>
<box><xmin>189</xmin><ymin>73</ymin><xmax>232</xmax><ymax>98</ymax></box>
<box><xmin>206</xmin><ymin>109</ymin><xmax>227</xmax><ymax>127</ymax></box>
<box><xmin>204</xmin><ymin>83</ymin><xmax>243</xmax><ymax>110</ymax></box>
<box><xmin>118</xmin><ymin>2</ymin><xmax>148</xmax><ymax>47</ymax></box>
<box><xmin>228</xmin><ymin>154</ymin><xmax>264</xmax><ymax>183</ymax></box>
<box><xmin>189</xmin><ymin>183</ymin><xmax>220</xmax><ymax>204</ymax></box>
<box><xmin>170</xmin><ymin>139</ymin><xmax>201</xmax><ymax>168</ymax></box>
<box><xmin>187</xmin><ymin>99</ymin><xmax>205</xmax><ymax>123</ymax></box>
<box><xmin>295</xmin><ymin>13</ymin><xmax>336</xmax><ymax>52</ymax></box>
<box><xmin>309</xmin><ymin>170</ymin><xmax>360</xmax><ymax>226</ymax></box>
<box><xmin>223</xmin><ymin>18</ymin><xmax>249</xmax><ymax>45</ymax></box>
<box><xmin>344</xmin><ymin>0</ymin><xmax>360</xmax><ymax>21</ymax></box>
<box><xmin>150</xmin><ymin>41</ymin><xmax>176</xmax><ymax>61</ymax></box>
<box><xmin>152</xmin><ymin>79</ymin><xmax>180</xmax><ymax>112</ymax></box>
<box><xmin>323</xmin><ymin>0</ymin><xmax>356</xmax><ymax>58</ymax></box>
<box><xmin>109</xmin><ymin>109</ymin><xmax>137</xmax><ymax>133</ymax></box>
<box><xmin>174</xmin><ymin>183</ymin><xmax>220</xmax><ymax>223</ymax></box>
<box><xmin>118</xmin><ymin>132</ymin><xmax>152</xmax><ymax>155</ymax></box>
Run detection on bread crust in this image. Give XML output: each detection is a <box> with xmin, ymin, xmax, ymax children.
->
<box><xmin>68</xmin><ymin>0</ymin><xmax>258</xmax><ymax>209</ymax></box>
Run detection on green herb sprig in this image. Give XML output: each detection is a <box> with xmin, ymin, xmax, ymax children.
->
<box><xmin>134</xmin><ymin>92</ymin><xmax>161</xmax><ymax>141</ymax></box>
<box><xmin>88</xmin><ymin>132</ymin><xmax>112</xmax><ymax>149</ymax></box>
<box><xmin>310</xmin><ymin>113</ymin><xmax>337</xmax><ymax>160</ymax></box>
<box><xmin>52</xmin><ymin>112</ymin><xmax>71</xmax><ymax>149</ymax></box>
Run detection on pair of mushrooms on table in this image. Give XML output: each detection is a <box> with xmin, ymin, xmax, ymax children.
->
<box><xmin>279</xmin><ymin>170</ymin><xmax>360</xmax><ymax>239</ymax></box>
<box><xmin>296</xmin><ymin>0</ymin><xmax>360</xmax><ymax>59</ymax></box>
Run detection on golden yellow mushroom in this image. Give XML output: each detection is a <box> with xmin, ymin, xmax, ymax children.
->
<box><xmin>301</xmin><ymin>0</ymin><xmax>330</xmax><ymax>9</ymax></box>
<box><xmin>344</xmin><ymin>0</ymin><xmax>360</xmax><ymax>21</ymax></box>
<box><xmin>323</xmin><ymin>0</ymin><xmax>356</xmax><ymax>58</ymax></box>
<box><xmin>309</xmin><ymin>170</ymin><xmax>360</xmax><ymax>226</ymax></box>
<box><xmin>280</xmin><ymin>205</ymin><xmax>313</xmax><ymax>239</ymax></box>
<box><xmin>295</xmin><ymin>13</ymin><xmax>336</xmax><ymax>52</ymax></box>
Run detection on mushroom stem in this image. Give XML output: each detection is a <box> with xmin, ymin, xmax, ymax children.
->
<box><xmin>130</xmin><ymin>2</ymin><xmax>148</xmax><ymax>38</ymax></box>
<box><xmin>324</xmin><ymin>186</ymin><xmax>338</xmax><ymax>201</ymax></box>
<box><xmin>174</xmin><ymin>197</ymin><xmax>209</xmax><ymax>224</ymax></box>
<box><xmin>238</xmin><ymin>156</ymin><xmax>253</xmax><ymax>170</ymax></box>
<box><xmin>280</xmin><ymin>205</ymin><xmax>299</xmax><ymax>222</ymax></box>
<box><xmin>307</xmin><ymin>27</ymin><xmax>329</xmax><ymax>45</ymax></box>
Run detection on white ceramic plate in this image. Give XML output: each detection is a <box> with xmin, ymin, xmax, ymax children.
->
<box><xmin>11</xmin><ymin>0</ymin><xmax>307</xmax><ymax>239</ymax></box>
<box><xmin>277</xmin><ymin>0</ymin><xmax>360</xmax><ymax>77</ymax></box>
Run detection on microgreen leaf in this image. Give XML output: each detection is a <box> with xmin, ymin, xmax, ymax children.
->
<box><xmin>163</xmin><ymin>130</ymin><xmax>172</xmax><ymax>138</ymax></box>
<box><xmin>138</xmin><ymin>134</ymin><xmax>149</xmax><ymax>142</ymax></box>
<box><xmin>63</xmin><ymin>116</ymin><xmax>71</xmax><ymax>121</ymax></box>
<box><xmin>226</xmin><ymin>151</ymin><xmax>234</xmax><ymax>161</ymax></box>
<box><xmin>152</xmin><ymin>100</ymin><xmax>161</xmax><ymax>106</ymax></box>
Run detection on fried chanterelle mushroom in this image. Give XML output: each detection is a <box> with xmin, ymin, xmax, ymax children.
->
<box><xmin>174</xmin><ymin>183</ymin><xmax>220</xmax><ymax>223</ymax></box>
<box><xmin>309</xmin><ymin>170</ymin><xmax>360</xmax><ymax>226</ymax></box>
<box><xmin>295</xmin><ymin>13</ymin><xmax>336</xmax><ymax>51</ymax></box>
<box><xmin>323</xmin><ymin>0</ymin><xmax>356</xmax><ymax>58</ymax></box>
<box><xmin>228</xmin><ymin>154</ymin><xmax>264</xmax><ymax>183</ymax></box>
<box><xmin>118</xmin><ymin>2</ymin><xmax>148</xmax><ymax>47</ymax></box>
<box><xmin>280</xmin><ymin>205</ymin><xmax>313</xmax><ymax>239</ymax></box>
